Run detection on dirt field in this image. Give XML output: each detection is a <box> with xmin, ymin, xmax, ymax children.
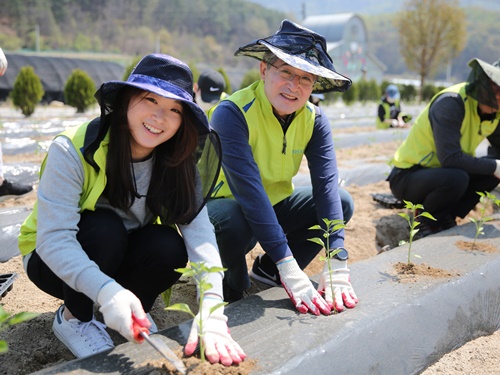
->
<box><xmin>0</xmin><ymin>106</ymin><xmax>499</xmax><ymax>374</ymax></box>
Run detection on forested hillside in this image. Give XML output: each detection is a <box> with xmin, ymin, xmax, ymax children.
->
<box><xmin>0</xmin><ymin>0</ymin><xmax>287</xmax><ymax>68</ymax></box>
<box><xmin>247</xmin><ymin>0</ymin><xmax>500</xmax><ymax>18</ymax></box>
<box><xmin>0</xmin><ymin>0</ymin><xmax>498</xmax><ymax>81</ymax></box>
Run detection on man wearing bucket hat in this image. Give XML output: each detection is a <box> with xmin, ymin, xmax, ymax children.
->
<box><xmin>387</xmin><ymin>57</ymin><xmax>500</xmax><ymax>238</ymax></box>
<box><xmin>207</xmin><ymin>20</ymin><xmax>358</xmax><ymax>315</ymax></box>
<box><xmin>376</xmin><ymin>84</ymin><xmax>412</xmax><ymax>129</ymax></box>
<box><xmin>18</xmin><ymin>54</ymin><xmax>246</xmax><ymax>365</ymax></box>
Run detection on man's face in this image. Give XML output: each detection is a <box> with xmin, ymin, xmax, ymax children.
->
<box><xmin>478</xmin><ymin>80</ymin><xmax>500</xmax><ymax>115</ymax></box>
<box><xmin>260</xmin><ymin>58</ymin><xmax>315</xmax><ymax>118</ymax></box>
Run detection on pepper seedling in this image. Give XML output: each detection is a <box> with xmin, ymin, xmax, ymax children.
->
<box><xmin>398</xmin><ymin>200</ymin><xmax>436</xmax><ymax>265</ymax></box>
<box><xmin>470</xmin><ymin>191</ymin><xmax>500</xmax><ymax>250</ymax></box>
<box><xmin>165</xmin><ymin>261</ymin><xmax>226</xmax><ymax>363</ymax></box>
<box><xmin>308</xmin><ymin>218</ymin><xmax>346</xmax><ymax>314</ymax></box>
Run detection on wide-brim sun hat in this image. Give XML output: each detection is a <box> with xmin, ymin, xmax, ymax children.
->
<box><xmin>468</xmin><ymin>57</ymin><xmax>500</xmax><ymax>86</ymax></box>
<box><xmin>95</xmin><ymin>53</ymin><xmax>210</xmax><ymax>135</ymax></box>
<box><xmin>235</xmin><ymin>19</ymin><xmax>351</xmax><ymax>94</ymax></box>
<box><xmin>466</xmin><ymin>57</ymin><xmax>500</xmax><ymax>110</ymax></box>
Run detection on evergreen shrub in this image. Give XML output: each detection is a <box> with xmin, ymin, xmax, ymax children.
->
<box><xmin>10</xmin><ymin>66</ymin><xmax>44</xmax><ymax>117</ymax></box>
<box><xmin>64</xmin><ymin>69</ymin><xmax>96</xmax><ymax>113</ymax></box>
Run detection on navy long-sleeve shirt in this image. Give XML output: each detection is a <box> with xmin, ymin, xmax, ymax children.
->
<box><xmin>211</xmin><ymin>99</ymin><xmax>345</xmax><ymax>263</ymax></box>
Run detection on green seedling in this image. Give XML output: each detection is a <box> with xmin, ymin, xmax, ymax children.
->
<box><xmin>0</xmin><ymin>305</ymin><xmax>38</xmax><ymax>353</ymax></box>
<box><xmin>398</xmin><ymin>200</ymin><xmax>436</xmax><ymax>265</ymax></box>
<box><xmin>469</xmin><ymin>191</ymin><xmax>500</xmax><ymax>250</ymax></box>
<box><xmin>165</xmin><ymin>262</ymin><xmax>226</xmax><ymax>363</ymax></box>
<box><xmin>308</xmin><ymin>218</ymin><xmax>346</xmax><ymax>313</ymax></box>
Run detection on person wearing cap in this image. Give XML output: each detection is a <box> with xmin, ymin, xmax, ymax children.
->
<box><xmin>207</xmin><ymin>20</ymin><xmax>358</xmax><ymax>315</ymax></box>
<box><xmin>376</xmin><ymin>84</ymin><xmax>412</xmax><ymax>129</ymax></box>
<box><xmin>18</xmin><ymin>54</ymin><xmax>246</xmax><ymax>365</ymax></box>
<box><xmin>194</xmin><ymin>69</ymin><xmax>227</xmax><ymax>113</ymax></box>
<box><xmin>309</xmin><ymin>93</ymin><xmax>325</xmax><ymax>106</ymax></box>
<box><xmin>387</xmin><ymin>57</ymin><xmax>500</xmax><ymax>238</ymax></box>
<box><xmin>0</xmin><ymin>47</ymin><xmax>34</xmax><ymax>197</ymax></box>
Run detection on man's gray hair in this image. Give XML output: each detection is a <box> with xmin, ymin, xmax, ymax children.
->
<box><xmin>263</xmin><ymin>51</ymin><xmax>278</xmax><ymax>66</ymax></box>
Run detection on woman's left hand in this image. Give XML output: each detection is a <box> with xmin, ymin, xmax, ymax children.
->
<box><xmin>185</xmin><ymin>297</ymin><xmax>246</xmax><ymax>366</ymax></box>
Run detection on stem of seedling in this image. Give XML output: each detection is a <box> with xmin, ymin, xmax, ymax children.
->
<box><xmin>398</xmin><ymin>200</ymin><xmax>436</xmax><ymax>265</ymax></box>
<box><xmin>470</xmin><ymin>191</ymin><xmax>500</xmax><ymax>250</ymax></box>
<box><xmin>165</xmin><ymin>262</ymin><xmax>226</xmax><ymax>363</ymax></box>
<box><xmin>308</xmin><ymin>218</ymin><xmax>345</xmax><ymax>314</ymax></box>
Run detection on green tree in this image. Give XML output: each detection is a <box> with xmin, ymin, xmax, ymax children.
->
<box><xmin>189</xmin><ymin>62</ymin><xmax>200</xmax><ymax>85</ymax></box>
<box><xmin>421</xmin><ymin>83</ymin><xmax>441</xmax><ymax>102</ymax></box>
<box><xmin>400</xmin><ymin>84</ymin><xmax>418</xmax><ymax>103</ymax></box>
<box><xmin>122</xmin><ymin>56</ymin><xmax>142</xmax><ymax>80</ymax></box>
<box><xmin>64</xmin><ymin>69</ymin><xmax>96</xmax><ymax>113</ymax></box>
<box><xmin>218</xmin><ymin>67</ymin><xmax>232</xmax><ymax>95</ymax></box>
<box><xmin>357</xmin><ymin>79</ymin><xmax>370</xmax><ymax>103</ymax></box>
<box><xmin>395</xmin><ymin>0</ymin><xmax>466</xmax><ymax>101</ymax></box>
<box><xmin>10</xmin><ymin>66</ymin><xmax>44</xmax><ymax>117</ymax></box>
<box><xmin>366</xmin><ymin>79</ymin><xmax>379</xmax><ymax>102</ymax></box>
<box><xmin>239</xmin><ymin>69</ymin><xmax>260</xmax><ymax>90</ymax></box>
<box><xmin>342</xmin><ymin>83</ymin><xmax>357</xmax><ymax>106</ymax></box>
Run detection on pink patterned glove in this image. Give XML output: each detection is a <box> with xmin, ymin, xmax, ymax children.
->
<box><xmin>185</xmin><ymin>297</ymin><xmax>246</xmax><ymax>366</ymax></box>
<box><xmin>277</xmin><ymin>258</ymin><xmax>331</xmax><ymax>316</ymax></box>
<box><xmin>317</xmin><ymin>259</ymin><xmax>358</xmax><ymax>312</ymax></box>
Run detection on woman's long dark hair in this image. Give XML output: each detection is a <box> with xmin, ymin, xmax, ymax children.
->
<box><xmin>104</xmin><ymin>87</ymin><xmax>199</xmax><ymax>224</ymax></box>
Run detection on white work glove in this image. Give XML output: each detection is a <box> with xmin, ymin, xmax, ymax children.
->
<box><xmin>185</xmin><ymin>297</ymin><xmax>246</xmax><ymax>366</ymax></box>
<box><xmin>277</xmin><ymin>258</ymin><xmax>331</xmax><ymax>316</ymax></box>
<box><xmin>97</xmin><ymin>281</ymin><xmax>148</xmax><ymax>342</ymax></box>
<box><xmin>494</xmin><ymin>160</ymin><xmax>500</xmax><ymax>179</ymax></box>
<box><xmin>317</xmin><ymin>259</ymin><xmax>358</xmax><ymax>312</ymax></box>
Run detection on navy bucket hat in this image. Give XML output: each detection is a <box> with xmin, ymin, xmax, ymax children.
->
<box><xmin>95</xmin><ymin>53</ymin><xmax>210</xmax><ymax>135</ymax></box>
<box><xmin>235</xmin><ymin>19</ymin><xmax>351</xmax><ymax>93</ymax></box>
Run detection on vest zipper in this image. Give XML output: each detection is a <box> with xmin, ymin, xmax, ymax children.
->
<box><xmin>282</xmin><ymin>135</ymin><xmax>287</xmax><ymax>155</ymax></box>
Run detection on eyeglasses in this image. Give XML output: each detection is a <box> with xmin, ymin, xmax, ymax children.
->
<box><xmin>266</xmin><ymin>61</ymin><xmax>317</xmax><ymax>89</ymax></box>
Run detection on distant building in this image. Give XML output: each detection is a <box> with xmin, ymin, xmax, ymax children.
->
<box><xmin>0</xmin><ymin>53</ymin><xmax>124</xmax><ymax>103</ymax></box>
<box><xmin>302</xmin><ymin>13</ymin><xmax>386</xmax><ymax>82</ymax></box>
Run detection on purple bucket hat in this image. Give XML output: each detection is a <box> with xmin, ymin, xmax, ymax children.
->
<box><xmin>95</xmin><ymin>53</ymin><xmax>210</xmax><ymax>134</ymax></box>
<box><xmin>235</xmin><ymin>19</ymin><xmax>351</xmax><ymax>93</ymax></box>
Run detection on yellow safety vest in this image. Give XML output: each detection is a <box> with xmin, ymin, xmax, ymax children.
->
<box><xmin>19</xmin><ymin>121</ymin><xmax>109</xmax><ymax>255</ymax></box>
<box><xmin>391</xmin><ymin>83</ymin><xmax>500</xmax><ymax>169</ymax></box>
<box><xmin>211</xmin><ymin>80</ymin><xmax>316</xmax><ymax>205</ymax></box>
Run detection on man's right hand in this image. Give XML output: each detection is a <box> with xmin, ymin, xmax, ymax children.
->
<box><xmin>276</xmin><ymin>257</ymin><xmax>331</xmax><ymax>315</ymax></box>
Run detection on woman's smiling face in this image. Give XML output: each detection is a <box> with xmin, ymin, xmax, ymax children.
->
<box><xmin>127</xmin><ymin>92</ymin><xmax>183</xmax><ymax>161</ymax></box>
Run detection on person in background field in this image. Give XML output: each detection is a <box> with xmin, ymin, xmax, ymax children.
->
<box><xmin>18</xmin><ymin>54</ymin><xmax>245</xmax><ymax>365</ymax></box>
<box><xmin>308</xmin><ymin>93</ymin><xmax>324</xmax><ymax>106</ymax></box>
<box><xmin>193</xmin><ymin>69</ymin><xmax>227</xmax><ymax>113</ymax></box>
<box><xmin>207</xmin><ymin>19</ymin><xmax>358</xmax><ymax>315</ymax></box>
<box><xmin>0</xmin><ymin>47</ymin><xmax>34</xmax><ymax>197</ymax></box>
<box><xmin>387</xmin><ymin>57</ymin><xmax>500</xmax><ymax>238</ymax></box>
<box><xmin>376</xmin><ymin>84</ymin><xmax>412</xmax><ymax>129</ymax></box>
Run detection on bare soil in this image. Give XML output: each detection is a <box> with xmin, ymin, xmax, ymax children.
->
<box><xmin>1</xmin><ymin>136</ymin><xmax>499</xmax><ymax>374</ymax></box>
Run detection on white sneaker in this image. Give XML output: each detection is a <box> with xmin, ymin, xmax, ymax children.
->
<box><xmin>147</xmin><ymin>312</ymin><xmax>158</xmax><ymax>334</ymax></box>
<box><xmin>52</xmin><ymin>305</ymin><xmax>114</xmax><ymax>358</ymax></box>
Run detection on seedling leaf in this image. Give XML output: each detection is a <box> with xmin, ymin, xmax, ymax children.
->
<box><xmin>165</xmin><ymin>303</ymin><xmax>194</xmax><ymax>316</ymax></box>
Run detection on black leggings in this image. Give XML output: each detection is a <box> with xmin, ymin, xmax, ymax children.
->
<box><xmin>388</xmin><ymin>166</ymin><xmax>499</xmax><ymax>223</ymax></box>
<box><xmin>27</xmin><ymin>209</ymin><xmax>188</xmax><ymax>322</ymax></box>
